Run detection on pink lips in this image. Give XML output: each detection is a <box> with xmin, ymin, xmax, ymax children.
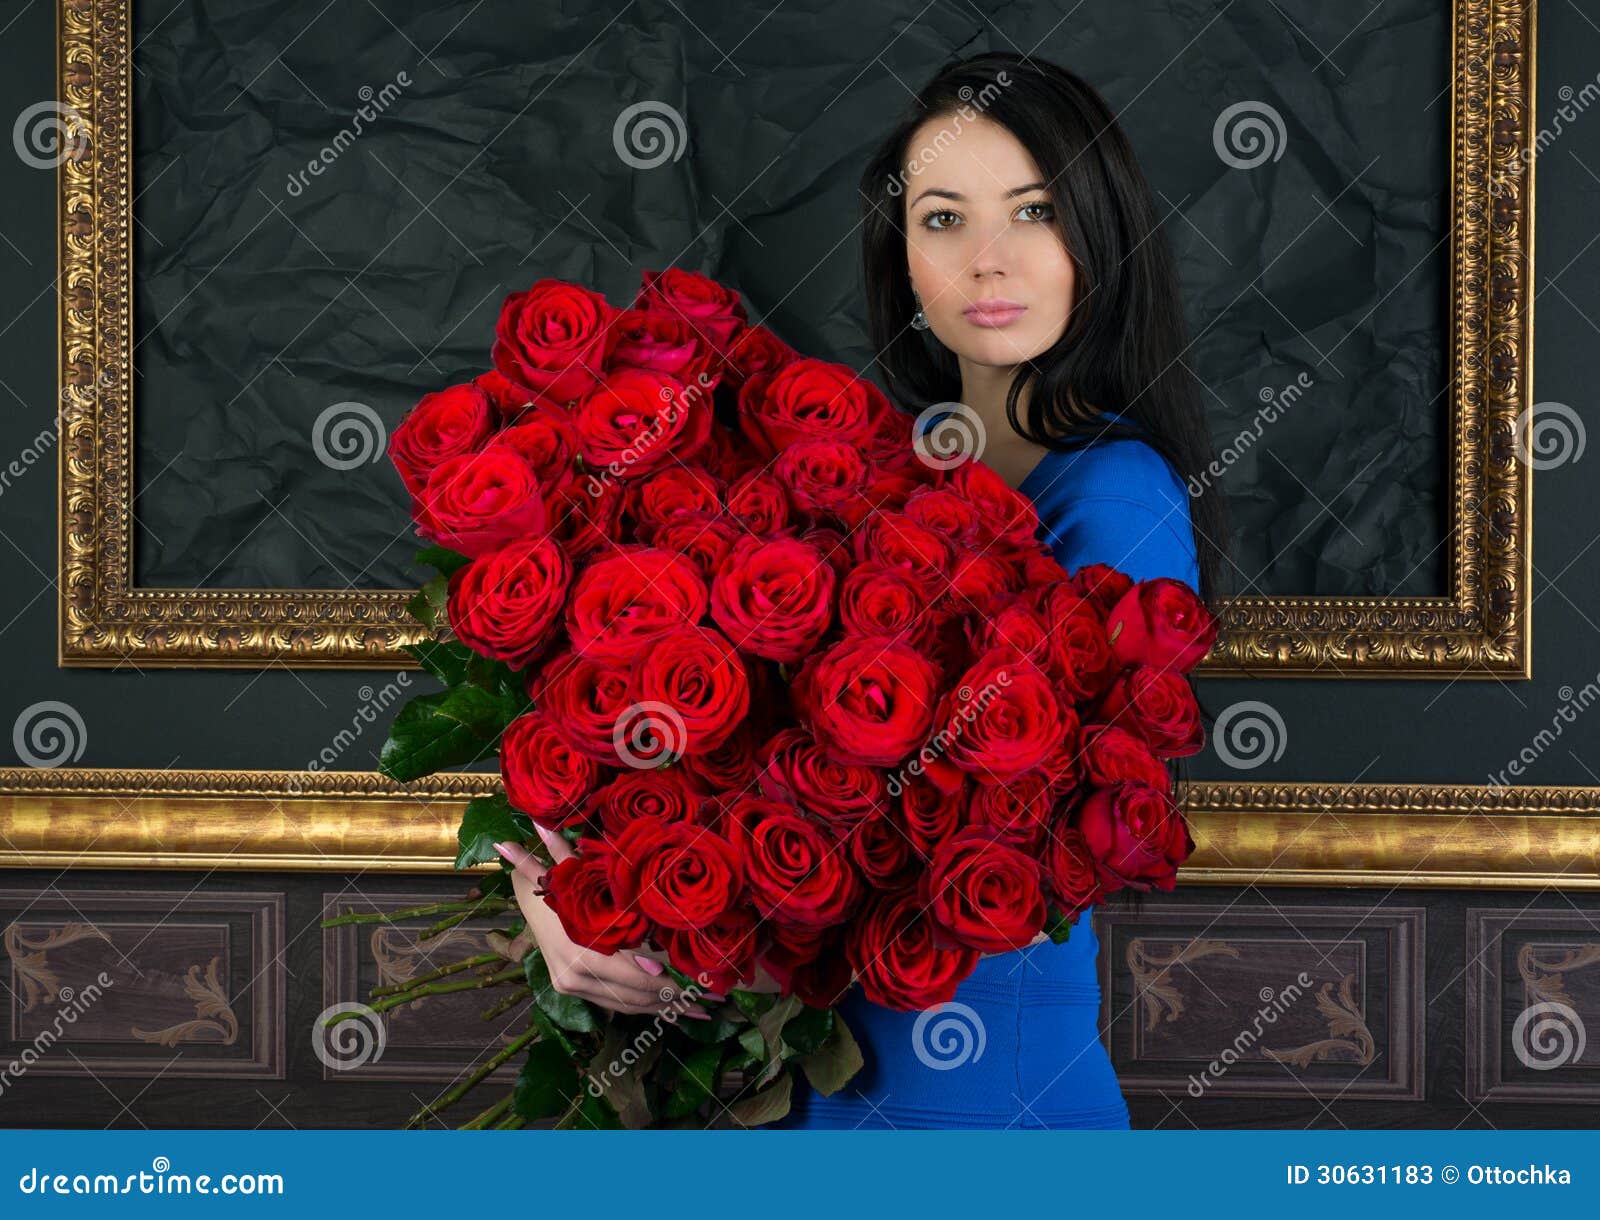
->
<box><xmin>962</xmin><ymin>299</ymin><xmax>1027</xmax><ymax>328</ymax></box>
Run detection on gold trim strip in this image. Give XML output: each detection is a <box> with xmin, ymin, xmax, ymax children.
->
<box><xmin>0</xmin><ymin>769</ymin><xmax>1594</xmax><ymax>885</ymax></box>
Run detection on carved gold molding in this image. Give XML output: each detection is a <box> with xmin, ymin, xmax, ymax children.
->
<box><xmin>1197</xmin><ymin>0</ymin><xmax>1536</xmax><ymax>677</ymax></box>
<box><xmin>0</xmin><ymin>769</ymin><xmax>1595</xmax><ymax>883</ymax></box>
<box><xmin>56</xmin><ymin>1</ymin><xmax>1535</xmax><ymax>674</ymax></box>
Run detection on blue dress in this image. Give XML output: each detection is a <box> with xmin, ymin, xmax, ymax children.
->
<box><xmin>779</xmin><ymin>408</ymin><xmax>1199</xmax><ymax>1130</ymax></box>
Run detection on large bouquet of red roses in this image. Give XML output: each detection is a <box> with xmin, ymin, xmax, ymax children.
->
<box><xmin>346</xmin><ymin>267</ymin><xmax>1216</xmax><ymax>1130</ymax></box>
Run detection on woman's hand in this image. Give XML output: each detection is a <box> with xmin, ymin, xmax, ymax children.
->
<box><xmin>490</xmin><ymin>830</ymin><xmax>718</xmax><ymax>1020</ymax></box>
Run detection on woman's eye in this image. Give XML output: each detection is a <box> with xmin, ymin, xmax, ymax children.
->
<box><xmin>1018</xmin><ymin>201</ymin><xmax>1054</xmax><ymax>222</ymax></box>
<box><xmin>921</xmin><ymin>210</ymin><xmax>959</xmax><ymax>230</ymax></box>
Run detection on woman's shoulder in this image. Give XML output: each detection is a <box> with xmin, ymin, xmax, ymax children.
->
<box><xmin>1030</xmin><ymin>415</ymin><xmax>1198</xmax><ymax>586</ymax></box>
<box><xmin>1033</xmin><ymin>412</ymin><xmax>1189</xmax><ymax>518</ymax></box>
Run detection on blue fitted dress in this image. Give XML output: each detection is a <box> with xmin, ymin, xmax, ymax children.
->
<box><xmin>779</xmin><ymin>408</ymin><xmax>1200</xmax><ymax>1130</ymax></box>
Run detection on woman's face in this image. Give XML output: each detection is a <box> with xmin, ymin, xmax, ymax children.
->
<box><xmin>901</xmin><ymin>115</ymin><xmax>1076</xmax><ymax>367</ymax></box>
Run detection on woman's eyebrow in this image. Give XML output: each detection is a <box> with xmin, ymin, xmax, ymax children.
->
<box><xmin>907</xmin><ymin>180</ymin><xmax>1048</xmax><ymax>208</ymax></box>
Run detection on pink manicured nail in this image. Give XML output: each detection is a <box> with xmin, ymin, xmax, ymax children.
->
<box><xmin>702</xmin><ymin>991</ymin><xmax>726</xmax><ymax>1002</ymax></box>
<box><xmin>533</xmin><ymin>823</ymin><xmax>561</xmax><ymax>853</ymax></box>
<box><xmin>683</xmin><ymin>1009</ymin><xmax>713</xmax><ymax>1020</ymax></box>
<box><xmin>633</xmin><ymin>954</ymin><xmax>664</xmax><ymax>975</ymax></box>
<box><xmin>492</xmin><ymin>840</ymin><xmax>541</xmax><ymax>881</ymax></box>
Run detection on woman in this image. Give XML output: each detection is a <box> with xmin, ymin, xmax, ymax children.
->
<box><xmin>496</xmin><ymin>50</ymin><xmax>1228</xmax><ymax>1129</ymax></box>
<box><xmin>776</xmin><ymin>51</ymin><xmax>1228</xmax><ymax>1129</ymax></box>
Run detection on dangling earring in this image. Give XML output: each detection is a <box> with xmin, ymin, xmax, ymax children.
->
<box><xmin>910</xmin><ymin>288</ymin><xmax>930</xmax><ymax>331</ymax></box>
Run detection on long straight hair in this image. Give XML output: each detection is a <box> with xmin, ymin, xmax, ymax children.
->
<box><xmin>859</xmin><ymin>52</ymin><xmax>1233</xmax><ymax>915</ymax></box>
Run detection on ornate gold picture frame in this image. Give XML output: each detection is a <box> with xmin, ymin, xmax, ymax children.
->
<box><xmin>57</xmin><ymin>0</ymin><xmax>1532</xmax><ymax>678</ymax></box>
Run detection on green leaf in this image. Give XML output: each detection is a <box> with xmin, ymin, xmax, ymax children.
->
<box><xmin>661</xmin><ymin>1042</ymin><xmax>722</xmax><ymax>1119</ymax></box>
<box><xmin>377</xmin><ymin>691</ymin><xmax>494</xmax><ymax>782</ymax></box>
<box><xmin>779</xmin><ymin>1005</ymin><xmax>834</xmax><ymax>1057</ymax></box>
<box><xmin>406</xmin><ymin>573</ymin><xmax>451</xmax><ymax>631</ymax></box>
<box><xmin>522</xmin><ymin>949</ymin><xmax>600</xmax><ymax>1034</ymax></box>
<box><xmin>513</xmin><ymin>1036</ymin><xmax>579</xmax><ymax>1120</ymax></box>
<box><xmin>731</xmin><ymin>989</ymin><xmax>777</xmax><ymax>1022</ymax></box>
<box><xmin>737</xmin><ymin>1025</ymin><xmax>765</xmax><ymax>1061</ymax></box>
<box><xmin>1044</xmin><ymin>906</ymin><xmax>1075</xmax><ymax>945</ymax></box>
<box><xmin>455</xmin><ymin>792</ymin><xmax>534</xmax><ymax>871</ymax></box>
<box><xmin>797</xmin><ymin>1011</ymin><xmax>863</xmax><ymax>1097</ymax></box>
<box><xmin>754</xmin><ymin>995</ymin><xmax>803</xmax><ymax>1085</ymax></box>
<box><xmin>466</xmin><ymin>652</ymin><xmax>528</xmax><ymax>702</ymax></box>
<box><xmin>722</xmin><ymin>1069</ymin><xmax>792</xmax><ymax>1128</ymax></box>
<box><xmin>584</xmin><ymin>1024</ymin><xmax>663</xmax><ymax>1129</ymax></box>
<box><xmin>401</xmin><ymin>638</ymin><xmax>474</xmax><ymax>687</ymax></box>
<box><xmin>436</xmin><ymin>683</ymin><xmax>522</xmax><ymax>740</ymax></box>
<box><xmin>413</xmin><ymin>544</ymin><xmax>472</xmax><ymax>578</ymax></box>
<box><xmin>571</xmin><ymin>1090</ymin><xmax>624</xmax><ymax>1130</ymax></box>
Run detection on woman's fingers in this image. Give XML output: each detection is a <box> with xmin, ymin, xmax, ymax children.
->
<box><xmin>532</xmin><ymin>822</ymin><xmax>577</xmax><ymax>862</ymax></box>
<box><xmin>493</xmin><ymin>840</ymin><xmax>546</xmax><ymax>883</ymax></box>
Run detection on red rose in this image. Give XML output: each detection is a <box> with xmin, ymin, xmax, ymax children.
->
<box><xmin>1030</xmin><ymin>586</ymin><xmax>1119</xmax><ymax>702</ymax></box>
<box><xmin>499</xmin><ymin>712</ymin><xmax>601</xmax><ymax>828</ymax></box>
<box><xmin>491</xmin><ymin>279</ymin><xmax>617</xmax><ymax>407</ymax></box>
<box><xmin>836</xmin><ymin>561</ymin><xmax>934</xmax><ymax>646</ymax></box>
<box><xmin>607</xmin><ymin>816</ymin><xmax>743</xmax><ymax>930</ymax></box>
<box><xmin>933</xmin><ymin>646</ymin><xmax>1066</xmax><ymax>782</ymax></box>
<box><xmin>738</xmin><ymin>804</ymin><xmax>862</xmax><ymax>928</ymax></box>
<box><xmin>679</xmin><ymin>722</ymin><xmax>762</xmax><ymax>793</ymax></box>
<box><xmin>589</xmin><ymin>768</ymin><xmax>705</xmax><ymax>837</ymax></box>
<box><xmin>791</xmin><ymin>635</ymin><xmax>940</xmax><ymax>768</ymax></box>
<box><xmin>413</xmin><ymin>448</ymin><xmax>550</xmax><ymax>559</ymax></box>
<box><xmin>472</xmin><ymin>368</ymin><xmax>533</xmax><ymax>419</ymax></box>
<box><xmin>846</xmin><ymin>888</ymin><xmax>979</xmax><ymax>1011</ymax></box>
<box><xmin>533</xmin><ymin>649</ymin><xmax>639</xmax><ymax>764</ymax></box>
<box><xmin>763</xmin><ymin>925</ymin><xmax>853</xmax><ymax>1009</ymax></box>
<box><xmin>846</xmin><ymin>808</ymin><xmax>918</xmax><ymax>887</ymax></box>
<box><xmin>896</xmin><ymin>770</ymin><xmax>968</xmax><ymax>857</ymax></box>
<box><xmin>947</xmin><ymin>460</ymin><xmax>1039</xmax><ymax>547</ymax></box>
<box><xmin>650</xmin><ymin>514</ymin><xmax>740</xmax><ymax>583</ymax></box>
<box><xmin>1042</xmin><ymin>823</ymin><xmax>1104</xmax><ymax>917</ymax></box>
<box><xmin>1106</xmin><ymin>577</ymin><xmax>1217</xmax><ymax>673</ymax></box>
<box><xmin>573</xmin><ymin>368</ymin><xmax>712</xmax><ymax>480</ymax></box>
<box><xmin>540</xmin><ymin>839</ymin><xmax>650</xmax><ymax>953</ymax></box>
<box><xmin>633</xmin><ymin>267</ymin><xmax>749</xmax><ymax>355</ymax></box>
<box><xmin>1094</xmin><ymin>665</ymin><xmax>1205</xmax><ymax>757</ymax></box>
<box><xmin>1080</xmin><ymin>721</ymin><xmax>1172</xmax><ymax>793</ymax></box>
<box><xmin>484</xmin><ymin>409</ymin><xmax>584</xmax><ymax>521</ymax></box>
<box><xmin>388</xmin><ymin>382</ymin><xmax>495</xmax><ymax>497</ymax></box>
<box><xmin>628</xmin><ymin>625</ymin><xmax>751</xmax><ymax>756</ymax></box>
<box><xmin>921</xmin><ymin>827</ymin><xmax>1047</xmax><ymax>953</ymax></box>
<box><xmin>445</xmin><ymin>537</ymin><xmax>570</xmax><ymax>670</ymax></box>
<box><xmin>1073</xmin><ymin>781</ymin><xmax>1194</xmax><ymax>893</ymax></box>
<box><xmin>565</xmin><ymin>546</ymin><xmax>708</xmax><ymax>665</ymax></box>
<box><xmin>723</xmin><ymin>323</ymin><xmax>800</xmax><ymax>387</ymax></box>
<box><xmin>737</xmin><ymin>358</ymin><xmax>882</xmax><ymax>459</ymax></box>
<box><xmin>968</xmin><ymin>770</ymin><xmax>1054</xmax><ymax>852</ymax></box>
<box><xmin>757</xmin><ymin>727</ymin><xmax>886</xmax><ymax>833</ymax></box>
<box><xmin>723</xmin><ymin>469</ymin><xmax>794</xmax><ymax>535</ymax></box>
<box><xmin>773</xmin><ymin>438</ymin><xmax>876</xmax><ymax>517</ymax></box>
<box><xmin>606</xmin><ymin>307</ymin><xmax>721</xmax><ymax>392</ymax></box>
<box><xmin>632</xmin><ymin>467</ymin><xmax>723</xmax><ymax>541</ymax></box>
<box><xmin>657</xmin><ymin>905</ymin><xmax>760</xmax><ymax>993</ymax></box>
<box><xmin>1069</xmin><ymin>562</ymin><xmax>1134</xmax><ymax>616</ymax></box>
<box><xmin>709</xmin><ymin>536</ymin><xmax>837</xmax><ymax>664</ymax></box>
<box><xmin>851</xmin><ymin>512</ymin><xmax>952</xmax><ymax>591</ymax></box>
